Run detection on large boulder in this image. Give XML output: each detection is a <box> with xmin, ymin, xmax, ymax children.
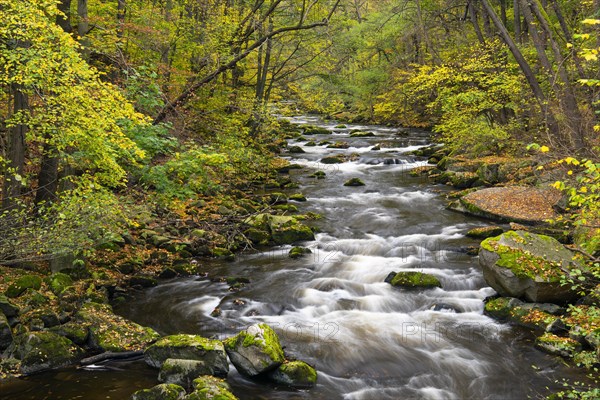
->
<box><xmin>479</xmin><ymin>231</ymin><xmax>579</xmax><ymax>303</ymax></box>
<box><xmin>267</xmin><ymin>360</ymin><xmax>317</xmax><ymax>388</ymax></box>
<box><xmin>244</xmin><ymin>214</ymin><xmax>314</xmax><ymax>245</ymax></box>
<box><xmin>131</xmin><ymin>383</ymin><xmax>187</xmax><ymax>400</ymax></box>
<box><xmin>6</xmin><ymin>275</ymin><xmax>42</xmax><ymax>298</ymax></box>
<box><xmin>0</xmin><ymin>295</ymin><xmax>19</xmax><ymax>317</ymax></box>
<box><xmin>144</xmin><ymin>334</ymin><xmax>228</xmax><ymax>377</ymax></box>
<box><xmin>223</xmin><ymin>323</ymin><xmax>285</xmax><ymax>377</ymax></box>
<box><xmin>76</xmin><ymin>302</ymin><xmax>160</xmax><ymax>352</ymax></box>
<box><xmin>10</xmin><ymin>331</ymin><xmax>84</xmax><ymax>374</ymax></box>
<box><xmin>158</xmin><ymin>358</ymin><xmax>216</xmax><ymax>389</ymax></box>
<box><xmin>386</xmin><ymin>271</ymin><xmax>442</xmax><ymax>289</ymax></box>
<box><xmin>535</xmin><ymin>333</ymin><xmax>582</xmax><ymax>358</ymax></box>
<box><xmin>457</xmin><ymin>187</ymin><xmax>561</xmax><ymax>224</ymax></box>
<box><xmin>185</xmin><ymin>376</ymin><xmax>238</xmax><ymax>400</ymax></box>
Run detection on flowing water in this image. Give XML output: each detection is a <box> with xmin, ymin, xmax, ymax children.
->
<box><xmin>1</xmin><ymin>117</ymin><xmax>588</xmax><ymax>399</ymax></box>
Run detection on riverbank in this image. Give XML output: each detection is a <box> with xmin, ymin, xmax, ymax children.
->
<box><xmin>1</xmin><ymin>116</ymin><xmax>598</xmax><ymax>399</ymax></box>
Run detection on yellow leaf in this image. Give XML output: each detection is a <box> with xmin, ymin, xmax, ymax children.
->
<box><xmin>540</xmin><ymin>145</ymin><xmax>549</xmax><ymax>153</ymax></box>
<box><xmin>582</xmin><ymin>19</ymin><xmax>600</xmax><ymax>25</ymax></box>
<box><xmin>580</xmin><ymin>187</ymin><xmax>588</xmax><ymax>193</ymax></box>
<box><xmin>568</xmin><ymin>170</ymin><xmax>573</xmax><ymax>175</ymax></box>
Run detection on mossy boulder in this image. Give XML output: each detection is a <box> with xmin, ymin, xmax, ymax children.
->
<box><xmin>535</xmin><ymin>333</ymin><xmax>582</xmax><ymax>358</ymax></box>
<box><xmin>245</xmin><ymin>214</ymin><xmax>314</xmax><ymax>245</ymax></box>
<box><xmin>267</xmin><ymin>360</ymin><xmax>317</xmax><ymax>388</ymax></box>
<box><xmin>289</xmin><ymin>193</ymin><xmax>307</xmax><ymax>202</ymax></box>
<box><xmin>185</xmin><ymin>376</ymin><xmax>238</xmax><ymax>400</ymax></box>
<box><xmin>449</xmin><ymin>172</ymin><xmax>479</xmax><ymax>189</ymax></box>
<box><xmin>223</xmin><ymin>323</ymin><xmax>285</xmax><ymax>377</ymax></box>
<box><xmin>45</xmin><ymin>273</ymin><xmax>73</xmax><ymax>295</ymax></box>
<box><xmin>76</xmin><ymin>302</ymin><xmax>160</xmax><ymax>352</ymax></box>
<box><xmin>303</xmin><ymin>126</ymin><xmax>330</xmax><ymax>135</ymax></box>
<box><xmin>320</xmin><ymin>156</ymin><xmax>344</xmax><ymax>164</ymax></box>
<box><xmin>0</xmin><ymin>312</ymin><xmax>13</xmax><ymax>350</ymax></box>
<box><xmin>144</xmin><ymin>334</ymin><xmax>228</xmax><ymax>377</ymax></box>
<box><xmin>6</xmin><ymin>275</ymin><xmax>42</xmax><ymax>298</ymax></box>
<box><xmin>158</xmin><ymin>358</ymin><xmax>218</xmax><ymax>389</ymax></box>
<box><xmin>131</xmin><ymin>383</ymin><xmax>187</xmax><ymax>400</ymax></box>
<box><xmin>289</xmin><ymin>246</ymin><xmax>312</xmax><ymax>259</ymax></box>
<box><xmin>479</xmin><ymin>231</ymin><xmax>579</xmax><ymax>303</ymax></box>
<box><xmin>288</xmin><ymin>146</ymin><xmax>305</xmax><ymax>154</ymax></box>
<box><xmin>388</xmin><ymin>271</ymin><xmax>442</xmax><ymax>289</ymax></box>
<box><xmin>309</xmin><ymin>171</ymin><xmax>326</xmax><ymax>179</ymax></box>
<box><xmin>466</xmin><ymin>226</ymin><xmax>504</xmax><ymax>239</ymax></box>
<box><xmin>50</xmin><ymin>321</ymin><xmax>89</xmax><ymax>346</ymax></box>
<box><xmin>10</xmin><ymin>331</ymin><xmax>84</xmax><ymax>374</ymax></box>
<box><xmin>343</xmin><ymin>178</ymin><xmax>365</xmax><ymax>187</ymax></box>
<box><xmin>350</xmin><ymin>131</ymin><xmax>375</xmax><ymax>137</ymax></box>
<box><xmin>245</xmin><ymin>228</ymin><xmax>270</xmax><ymax>245</ymax></box>
<box><xmin>0</xmin><ymin>295</ymin><xmax>19</xmax><ymax>317</ymax></box>
<box><xmin>327</xmin><ymin>142</ymin><xmax>350</xmax><ymax>149</ymax></box>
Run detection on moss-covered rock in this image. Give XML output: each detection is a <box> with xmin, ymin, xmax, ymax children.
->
<box><xmin>303</xmin><ymin>126</ymin><xmax>330</xmax><ymax>135</ymax></box>
<box><xmin>244</xmin><ymin>214</ymin><xmax>314</xmax><ymax>245</ymax></box>
<box><xmin>326</xmin><ymin>142</ymin><xmax>349</xmax><ymax>149</ymax></box>
<box><xmin>449</xmin><ymin>171</ymin><xmax>478</xmax><ymax>189</ymax></box>
<box><xmin>0</xmin><ymin>295</ymin><xmax>19</xmax><ymax>317</ymax></box>
<box><xmin>223</xmin><ymin>323</ymin><xmax>285</xmax><ymax>377</ymax></box>
<box><xmin>185</xmin><ymin>376</ymin><xmax>238</xmax><ymax>400</ymax></box>
<box><xmin>466</xmin><ymin>226</ymin><xmax>504</xmax><ymax>239</ymax></box>
<box><xmin>289</xmin><ymin>246</ymin><xmax>312</xmax><ymax>259</ymax></box>
<box><xmin>479</xmin><ymin>230</ymin><xmax>579</xmax><ymax>303</ymax></box>
<box><xmin>0</xmin><ymin>312</ymin><xmax>13</xmax><ymax>350</ymax></box>
<box><xmin>50</xmin><ymin>321</ymin><xmax>89</xmax><ymax>346</ymax></box>
<box><xmin>289</xmin><ymin>193</ymin><xmax>307</xmax><ymax>202</ymax></box>
<box><xmin>484</xmin><ymin>297</ymin><xmax>524</xmax><ymax>319</ymax></box>
<box><xmin>288</xmin><ymin>145</ymin><xmax>305</xmax><ymax>154</ymax></box>
<box><xmin>6</xmin><ymin>275</ymin><xmax>43</xmax><ymax>298</ymax></box>
<box><xmin>535</xmin><ymin>333</ymin><xmax>582</xmax><ymax>358</ymax></box>
<box><xmin>309</xmin><ymin>171</ymin><xmax>326</xmax><ymax>179</ymax></box>
<box><xmin>45</xmin><ymin>273</ymin><xmax>73</xmax><ymax>295</ymax></box>
<box><xmin>350</xmin><ymin>131</ymin><xmax>375</xmax><ymax>137</ymax></box>
<box><xmin>320</xmin><ymin>156</ymin><xmax>343</xmax><ymax>164</ymax></box>
<box><xmin>129</xmin><ymin>275</ymin><xmax>158</xmax><ymax>288</ymax></box>
<box><xmin>158</xmin><ymin>358</ymin><xmax>217</xmax><ymax>389</ymax></box>
<box><xmin>76</xmin><ymin>302</ymin><xmax>160</xmax><ymax>352</ymax></box>
<box><xmin>144</xmin><ymin>334</ymin><xmax>228</xmax><ymax>377</ymax></box>
<box><xmin>11</xmin><ymin>331</ymin><xmax>84</xmax><ymax>374</ymax></box>
<box><xmin>388</xmin><ymin>271</ymin><xmax>442</xmax><ymax>289</ymax></box>
<box><xmin>267</xmin><ymin>360</ymin><xmax>317</xmax><ymax>388</ymax></box>
<box><xmin>343</xmin><ymin>178</ymin><xmax>365</xmax><ymax>187</ymax></box>
<box><xmin>245</xmin><ymin>228</ymin><xmax>270</xmax><ymax>245</ymax></box>
<box><xmin>131</xmin><ymin>383</ymin><xmax>187</xmax><ymax>400</ymax></box>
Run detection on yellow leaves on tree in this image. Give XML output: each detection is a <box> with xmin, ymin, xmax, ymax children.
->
<box><xmin>0</xmin><ymin>0</ymin><xmax>147</xmax><ymax>188</ymax></box>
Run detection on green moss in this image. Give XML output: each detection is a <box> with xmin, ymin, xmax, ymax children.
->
<box><xmin>270</xmin><ymin>360</ymin><xmax>317</xmax><ymax>387</ymax></box>
<box><xmin>466</xmin><ymin>226</ymin><xmax>504</xmax><ymax>239</ymax></box>
<box><xmin>320</xmin><ymin>156</ymin><xmax>343</xmax><ymax>164</ymax></box>
<box><xmin>289</xmin><ymin>193</ymin><xmax>307</xmax><ymax>202</ymax></box>
<box><xmin>6</xmin><ymin>275</ymin><xmax>43</xmax><ymax>298</ymax></box>
<box><xmin>484</xmin><ymin>297</ymin><xmax>513</xmax><ymax>319</ymax></box>
<box><xmin>131</xmin><ymin>383</ymin><xmax>187</xmax><ymax>400</ymax></box>
<box><xmin>289</xmin><ymin>246</ymin><xmax>312</xmax><ymax>259</ymax></box>
<box><xmin>45</xmin><ymin>273</ymin><xmax>73</xmax><ymax>295</ymax></box>
<box><xmin>389</xmin><ymin>272</ymin><xmax>441</xmax><ymax>289</ymax></box>
<box><xmin>224</xmin><ymin>323</ymin><xmax>285</xmax><ymax>365</ymax></box>
<box><xmin>343</xmin><ymin>178</ymin><xmax>365</xmax><ymax>187</ymax></box>
<box><xmin>309</xmin><ymin>171</ymin><xmax>326</xmax><ymax>179</ymax></box>
<box><xmin>535</xmin><ymin>333</ymin><xmax>581</xmax><ymax>358</ymax></box>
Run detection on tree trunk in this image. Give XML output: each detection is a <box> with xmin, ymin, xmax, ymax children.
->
<box><xmin>57</xmin><ymin>0</ymin><xmax>72</xmax><ymax>33</ymax></box>
<box><xmin>469</xmin><ymin>0</ymin><xmax>486</xmax><ymax>44</ymax></box>
<box><xmin>2</xmin><ymin>87</ymin><xmax>27</xmax><ymax>210</ymax></box>
<box><xmin>480</xmin><ymin>0</ymin><xmax>560</xmax><ymax>138</ymax></box>
<box><xmin>77</xmin><ymin>0</ymin><xmax>90</xmax><ymax>60</ymax></box>
<box><xmin>513</xmin><ymin>0</ymin><xmax>521</xmax><ymax>44</ymax></box>
<box><xmin>117</xmin><ymin>0</ymin><xmax>126</xmax><ymax>39</ymax></box>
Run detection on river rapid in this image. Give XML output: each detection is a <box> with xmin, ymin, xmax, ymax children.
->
<box><xmin>1</xmin><ymin>117</ymin><xmax>587</xmax><ymax>399</ymax></box>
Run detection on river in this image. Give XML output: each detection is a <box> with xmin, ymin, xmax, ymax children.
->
<box><xmin>1</xmin><ymin>116</ymin><xmax>587</xmax><ymax>399</ymax></box>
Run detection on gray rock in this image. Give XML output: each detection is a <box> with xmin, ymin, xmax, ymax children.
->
<box><xmin>223</xmin><ymin>323</ymin><xmax>285</xmax><ymax>377</ymax></box>
<box><xmin>0</xmin><ymin>312</ymin><xmax>13</xmax><ymax>350</ymax></box>
<box><xmin>144</xmin><ymin>334</ymin><xmax>228</xmax><ymax>377</ymax></box>
<box><xmin>158</xmin><ymin>359</ymin><xmax>216</xmax><ymax>389</ymax></box>
<box><xmin>267</xmin><ymin>360</ymin><xmax>317</xmax><ymax>388</ymax></box>
<box><xmin>131</xmin><ymin>383</ymin><xmax>187</xmax><ymax>400</ymax></box>
<box><xmin>10</xmin><ymin>331</ymin><xmax>84</xmax><ymax>374</ymax></box>
<box><xmin>0</xmin><ymin>295</ymin><xmax>19</xmax><ymax>317</ymax></box>
<box><xmin>479</xmin><ymin>231</ymin><xmax>579</xmax><ymax>303</ymax></box>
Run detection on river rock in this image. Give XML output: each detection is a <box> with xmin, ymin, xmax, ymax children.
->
<box><xmin>131</xmin><ymin>383</ymin><xmax>187</xmax><ymax>400</ymax></box>
<box><xmin>535</xmin><ymin>333</ymin><xmax>581</xmax><ymax>358</ymax></box>
<box><xmin>288</xmin><ymin>146</ymin><xmax>305</xmax><ymax>154</ymax></box>
<box><xmin>10</xmin><ymin>331</ymin><xmax>84</xmax><ymax>374</ymax></box>
<box><xmin>289</xmin><ymin>246</ymin><xmax>312</xmax><ymax>259</ymax></box>
<box><xmin>223</xmin><ymin>323</ymin><xmax>285</xmax><ymax>377</ymax></box>
<box><xmin>479</xmin><ymin>231</ymin><xmax>579</xmax><ymax>303</ymax></box>
<box><xmin>244</xmin><ymin>214</ymin><xmax>314</xmax><ymax>245</ymax></box>
<box><xmin>6</xmin><ymin>274</ymin><xmax>42</xmax><ymax>298</ymax></box>
<box><xmin>430</xmin><ymin>303</ymin><xmax>462</xmax><ymax>313</ymax></box>
<box><xmin>303</xmin><ymin>126</ymin><xmax>330</xmax><ymax>135</ymax></box>
<box><xmin>158</xmin><ymin>358</ymin><xmax>216</xmax><ymax>389</ymax></box>
<box><xmin>344</xmin><ymin>178</ymin><xmax>365</xmax><ymax>187</ymax></box>
<box><xmin>144</xmin><ymin>334</ymin><xmax>228</xmax><ymax>377</ymax></box>
<box><xmin>0</xmin><ymin>295</ymin><xmax>19</xmax><ymax>317</ymax></box>
<box><xmin>458</xmin><ymin>187</ymin><xmax>561</xmax><ymax>224</ymax></box>
<box><xmin>387</xmin><ymin>271</ymin><xmax>442</xmax><ymax>289</ymax></box>
<box><xmin>320</xmin><ymin>156</ymin><xmax>343</xmax><ymax>164</ymax></box>
<box><xmin>309</xmin><ymin>171</ymin><xmax>326</xmax><ymax>179</ymax></box>
<box><xmin>466</xmin><ymin>226</ymin><xmax>504</xmax><ymax>239</ymax></box>
<box><xmin>0</xmin><ymin>312</ymin><xmax>13</xmax><ymax>350</ymax></box>
<box><xmin>267</xmin><ymin>360</ymin><xmax>317</xmax><ymax>388</ymax></box>
<box><xmin>185</xmin><ymin>376</ymin><xmax>238</xmax><ymax>400</ymax></box>
<box><xmin>45</xmin><ymin>273</ymin><xmax>73</xmax><ymax>295</ymax></box>
<box><xmin>76</xmin><ymin>302</ymin><xmax>160</xmax><ymax>352</ymax></box>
